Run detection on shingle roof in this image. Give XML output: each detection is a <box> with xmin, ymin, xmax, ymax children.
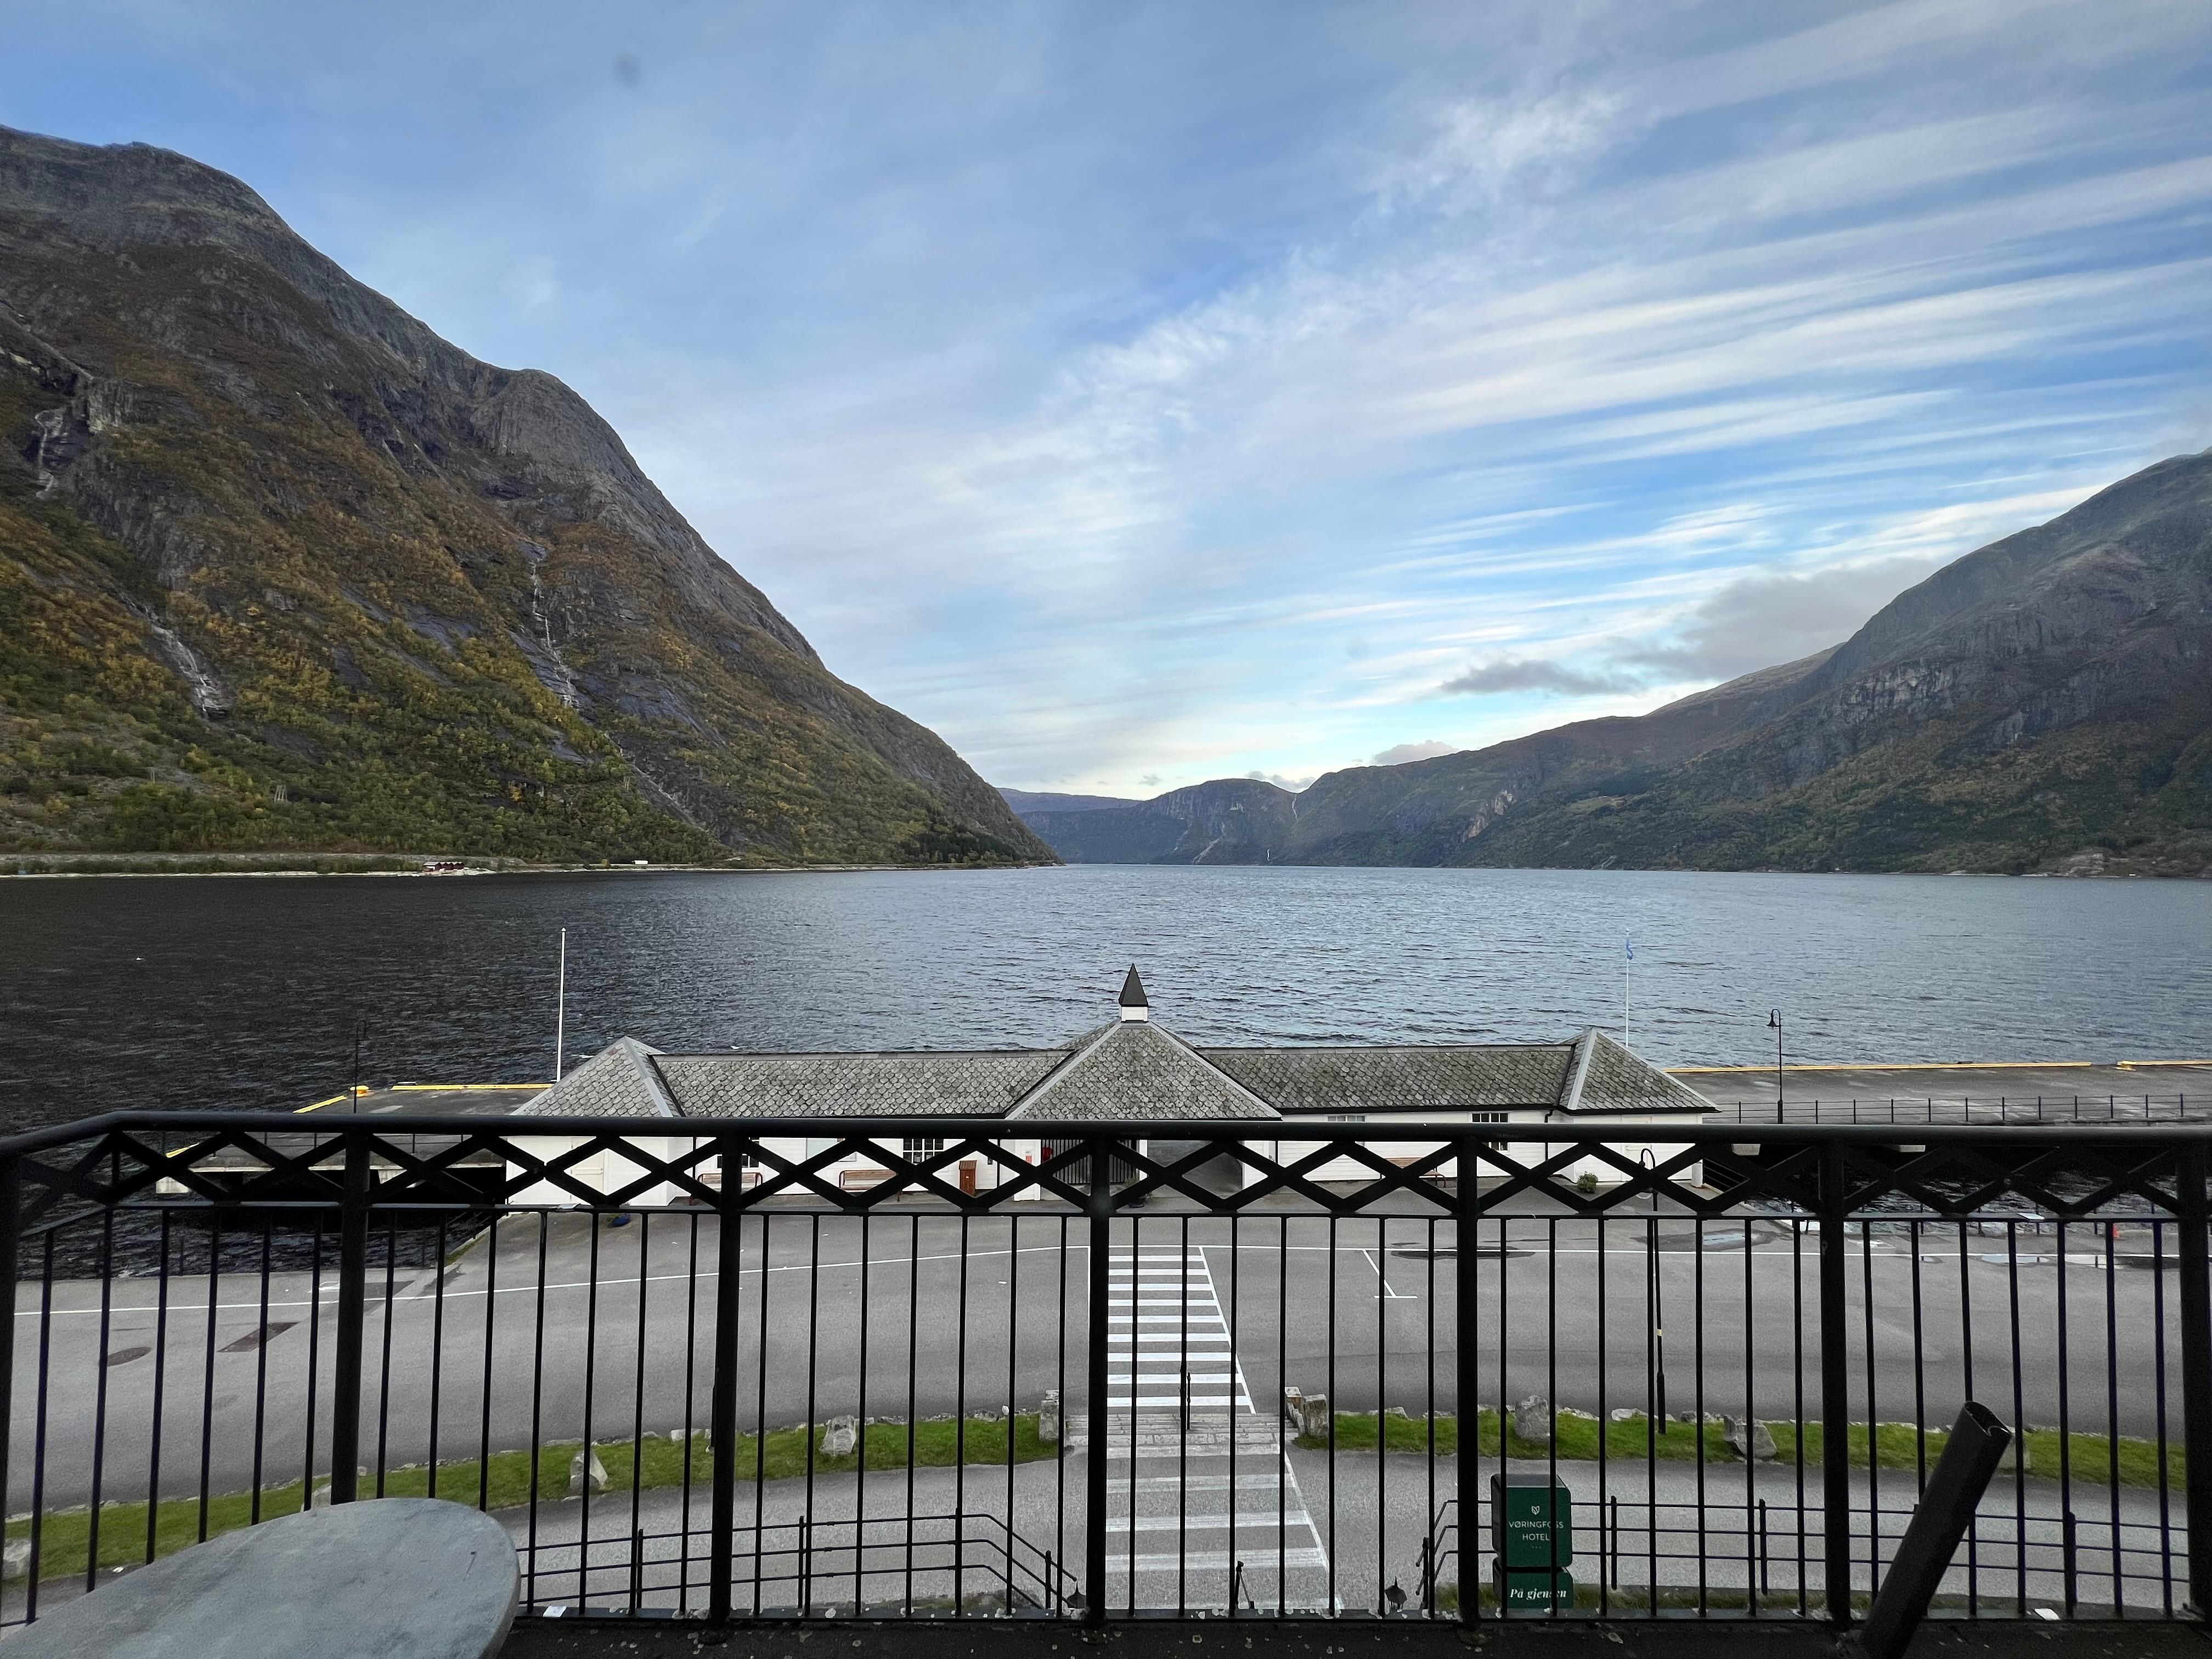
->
<box><xmin>1006</xmin><ymin>1020</ymin><xmax>1279</xmax><ymax>1121</ymax></box>
<box><xmin>1199</xmin><ymin>1044</ymin><xmax>1577</xmax><ymax>1111</ymax></box>
<box><xmin>515</xmin><ymin>1037</ymin><xmax>678</xmax><ymax>1119</ymax></box>
<box><xmin>1560</xmin><ymin>1029</ymin><xmax>1717</xmax><ymax>1115</ymax></box>
<box><xmin>524</xmin><ymin>1019</ymin><xmax>1709</xmax><ymax>1122</ymax></box>
<box><xmin>653</xmin><ymin>1051</ymin><xmax>1068</xmax><ymax>1118</ymax></box>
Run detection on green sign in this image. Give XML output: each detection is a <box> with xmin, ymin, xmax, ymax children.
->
<box><xmin>1493</xmin><ymin>1565</ymin><xmax>1576</xmax><ymax>1610</ymax></box>
<box><xmin>1488</xmin><ymin>1476</ymin><xmax>1574</xmax><ymax>1569</ymax></box>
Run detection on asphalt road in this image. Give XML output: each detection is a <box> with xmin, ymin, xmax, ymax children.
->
<box><xmin>8</xmin><ymin>1207</ymin><xmax>2185</xmax><ymax>1514</ymax></box>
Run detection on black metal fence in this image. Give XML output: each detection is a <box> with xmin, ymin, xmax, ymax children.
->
<box><xmin>1</xmin><ymin>1114</ymin><xmax>2206</xmax><ymax>1632</ymax></box>
<box><xmin>1707</xmin><ymin>1097</ymin><xmax>2203</xmax><ymax>1125</ymax></box>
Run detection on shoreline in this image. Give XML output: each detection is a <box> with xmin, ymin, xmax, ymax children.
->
<box><xmin>0</xmin><ymin>857</ymin><xmax>1059</xmax><ymax>879</ymax></box>
<box><xmin>0</xmin><ymin>855</ymin><xmax>2197</xmax><ymax>880</ymax></box>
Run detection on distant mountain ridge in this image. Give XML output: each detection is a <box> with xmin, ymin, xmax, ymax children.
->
<box><xmin>0</xmin><ymin>126</ymin><xmax>1052</xmax><ymax>866</ymax></box>
<box><xmin>1019</xmin><ymin>777</ymin><xmax>1301</xmax><ymax>864</ymax></box>
<box><xmin>1012</xmin><ymin>452</ymin><xmax>2212</xmax><ymax>874</ymax></box>
<box><xmin>997</xmin><ymin>788</ymin><xmax>1137</xmax><ymax>815</ymax></box>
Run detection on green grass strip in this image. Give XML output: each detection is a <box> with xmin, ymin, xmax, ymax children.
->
<box><xmin>5</xmin><ymin>1414</ymin><xmax>1051</xmax><ymax>1584</ymax></box>
<box><xmin>1302</xmin><ymin>1408</ymin><xmax>1721</xmax><ymax>1460</ymax></box>
<box><xmin>1773</xmin><ymin>1422</ymin><xmax>2179</xmax><ymax>1488</ymax></box>
<box><xmin>1306</xmin><ymin>1410</ymin><xmax>2182</xmax><ymax>1489</ymax></box>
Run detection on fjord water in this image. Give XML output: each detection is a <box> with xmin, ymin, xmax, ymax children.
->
<box><xmin>0</xmin><ymin>865</ymin><xmax>2203</xmax><ymax>1131</ymax></box>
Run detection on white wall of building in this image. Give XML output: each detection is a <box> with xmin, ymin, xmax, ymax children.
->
<box><xmin>503</xmin><ymin>1118</ymin><xmax>1709</xmax><ymax>1205</ymax></box>
<box><xmin>505</xmin><ymin>1135</ymin><xmax>701</xmax><ymax>1207</ymax></box>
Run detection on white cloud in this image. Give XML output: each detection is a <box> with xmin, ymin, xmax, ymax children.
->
<box><xmin>505</xmin><ymin>256</ymin><xmax>561</xmax><ymax>317</ymax></box>
<box><xmin>1371</xmin><ymin>87</ymin><xmax>1626</xmax><ymax>219</ymax></box>
<box><xmin>1371</xmin><ymin>740</ymin><xmax>1459</xmax><ymax>766</ymax></box>
<box><xmin>1440</xmin><ymin>659</ymin><xmax>1648</xmax><ymax>698</ymax></box>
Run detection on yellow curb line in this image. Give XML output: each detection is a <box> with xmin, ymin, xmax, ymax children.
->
<box><xmin>296</xmin><ymin>1083</ymin><xmax>546</xmax><ymax>1113</ymax></box>
<box><xmin>388</xmin><ymin>1083</ymin><xmax>548</xmax><ymax>1091</ymax></box>
<box><xmin>1664</xmin><ymin>1060</ymin><xmax>2212</xmax><ymax>1075</ymax></box>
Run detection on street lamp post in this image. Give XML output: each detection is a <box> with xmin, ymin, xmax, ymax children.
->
<box><xmin>1767</xmin><ymin>1008</ymin><xmax>1784</xmax><ymax>1111</ymax></box>
<box><xmin>350</xmin><ymin>1019</ymin><xmax>368</xmax><ymax>1114</ymax></box>
<box><xmin>1643</xmin><ymin>1147</ymin><xmax>1666</xmax><ymax>1426</ymax></box>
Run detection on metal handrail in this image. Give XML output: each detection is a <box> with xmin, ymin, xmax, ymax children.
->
<box><xmin>0</xmin><ymin>1114</ymin><xmax>2203</xmax><ymax>1634</ymax></box>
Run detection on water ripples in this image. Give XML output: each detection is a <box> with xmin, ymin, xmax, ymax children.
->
<box><xmin>0</xmin><ymin>865</ymin><xmax>2202</xmax><ymax>1131</ymax></box>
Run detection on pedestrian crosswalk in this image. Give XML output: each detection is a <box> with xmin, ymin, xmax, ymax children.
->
<box><xmin>1098</xmin><ymin>1246</ymin><xmax>1331</xmax><ymax>1611</ymax></box>
<box><xmin>1105</xmin><ymin>1248</ymin><xmax>1252</xmax><ymax>1409</ymax></box>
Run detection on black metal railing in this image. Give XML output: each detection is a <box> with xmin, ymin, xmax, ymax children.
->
<box><xmin>0</xmin><ymin>1114</ymin><xmax>2207</xmax><ymax>1632</ymax></box>
<box><xmin>1707</xmin><ymin>1096</ymin><xmax>2203</xmax><ymax>1126</ymax></box>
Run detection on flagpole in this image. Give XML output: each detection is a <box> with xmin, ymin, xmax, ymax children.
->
<box><xmin>554</xmin><ymin>927</ymin><xmax>568</xmax><ymax>1081</ymax></box>
<box><xmin>1623</xmin><ymin>938</ymin><xmax>1631</xmax><ymax>1048</ymax></box>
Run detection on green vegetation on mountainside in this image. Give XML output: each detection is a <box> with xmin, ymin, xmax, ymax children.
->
<box><xmin>0</xmin><ymin>127</ymin><xmax>1049</xmax><ymax>867</ymax></box>
<box><xmin>0</xmin><ymin>478</ymin><xmax>727</xmax><ymax>861</ymax></box>
<box><xmin>1454</xmin><ymin>704</ymin><xmax>2212</xmax><ymax>876</ymax></box>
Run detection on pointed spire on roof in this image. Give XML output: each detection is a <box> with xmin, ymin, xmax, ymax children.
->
<box><xmin>1118</xmin><ymin>964</ymin><xmax>1150</xmax><ymax>1022</ymax></box>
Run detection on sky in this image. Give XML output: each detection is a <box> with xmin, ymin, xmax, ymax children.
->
<box><xmin>10</xmin><ymin>2</ymin><xmax>2212</xmax><ymax>798</ymax></box>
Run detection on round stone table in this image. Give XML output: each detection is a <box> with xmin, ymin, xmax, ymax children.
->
<box><xmin>8</xmin><ymin>1498</ymin><xmax>517</xmax><ymax>1657</ymax></box>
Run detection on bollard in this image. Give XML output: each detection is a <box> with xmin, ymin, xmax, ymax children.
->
<box><xmin>1852</xmin><ymin>1402</ymin><xmax>2013</xmax><ymax>1659</ymax></box>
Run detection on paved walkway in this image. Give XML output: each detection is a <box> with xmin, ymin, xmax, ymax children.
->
<box><xmin>1091</xmin><ymin>1242</ymin><xmax>1329</xmax><ymax>1612</ymax></box>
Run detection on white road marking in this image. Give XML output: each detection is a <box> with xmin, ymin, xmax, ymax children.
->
<box><xmin>1099</xmin><ymin>1244</ymin><xmax>1332</xmax><ymax>1609</ymax></box>
<box><xmin>1361</xmin><ymin>1249</ymin><xmax>1417</xmax><ymax>1301</ymax></box>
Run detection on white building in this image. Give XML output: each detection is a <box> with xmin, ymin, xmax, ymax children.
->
<box><xmin>505</xmin><ymin>968</ymin><xmax>1714</xmax><ymax>1203</ymax></box>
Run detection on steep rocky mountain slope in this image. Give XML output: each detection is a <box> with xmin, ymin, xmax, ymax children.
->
<box><xmin>1017</xmin><ymin>451</ymin><xmax>2211</xmax><ymax>874</ymax></box>
<box><xmin>0</xmin><ymin>127</ymin><xmax>1051</xmax><ymax>866</ymax></box>
<box><xmin>1020</xmin><ymin>778</ymin><xmax>1304</xmax><ymax>864</ymax></box>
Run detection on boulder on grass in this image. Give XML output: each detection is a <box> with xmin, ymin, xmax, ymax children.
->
<box><xmin>1725</xmin><ymin>1417</ymin><xmax>1777</xmax><ymax>1461</ymax></box>
<box><xmin>569</xmin><ymin>1447</ymin><xmax>608</xmax><ymax>1496</ymax></box>
<box><xmin>1283</xmin><ymin>1387</ymin><xmax>1331</xmax><ymax>1439</ymax></box>
<box><xmin>1511</xmin><ymin>1395</ymin><xmax>1551</xmax><ymax>1447</ymax></box>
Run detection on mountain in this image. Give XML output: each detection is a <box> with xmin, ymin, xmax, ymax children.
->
<box><xmin>1022</xmin><ymin>778</ymin><xmax>1304</xmax><ymax>864</ymax></box>
<box><xmin>0</xmin><ymin>127</ymin><xmax>1052</xmax><ymax>867</ymax></box>
<box><xmin>996</xmin><ymin>788</ymin><xmax>1137</xmax><ymax>815</ymax></box>
<box><xmin>1018</xmin><ymin>451</ymin><xmax>2212</xmax><ymax>875</ymax></box>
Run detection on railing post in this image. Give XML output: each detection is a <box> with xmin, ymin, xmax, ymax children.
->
<box><xmin>1819</xmin><ymin>1142</ymin><xmax>1853</xmax><ymax>1626</ymax></box>
<box><xmin>709</xmin><ymin>1135</ymin><xmax>744</xmax><ymax>1622</ymax></box>
<box><xmin>1456</xmin><ymin>1133</ymin><xmax>1478</xmax><ymax>1626</ymax></box>
<box><xmin>2176</xmin><ymin>1141</ymin><xmax>2212</xmax><ymax>1619</ymax></box>
<box><xmin>2061</xmin><ymin>1508</ymin><xmax>2078</xmax><ymax>1617</ymax></box>
<box><xmin>1084</xmin><ymin>1134</ymin><xmax>1111</xmax><ymax>1626</ymax></box>
<box><xmin>0</xmin><ymin>1155</ymin><xmax>19</xmax><ymax>1542</ymax></box>
<box><xmin>329</xmin><ymin>1135</ymin><xmax>371</xmax><ymax>1504</ymax></box>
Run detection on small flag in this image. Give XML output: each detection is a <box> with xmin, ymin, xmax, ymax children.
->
<box><xmin>1625</xmin><ymin>938</ymin><xmax>1634</xmax><ymax>961</ymax></box>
